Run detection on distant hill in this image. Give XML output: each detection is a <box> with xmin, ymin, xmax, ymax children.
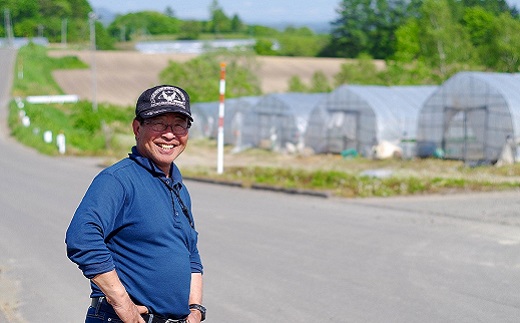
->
<box><xmin>92</xmin><ymin>7</ymin><xmax>331</xmax><ymax>34</ymax></box>
<box><xmin>264</xmin><ymin>21</ymin><xmax>332</xmax><ymax>34</ymax></box>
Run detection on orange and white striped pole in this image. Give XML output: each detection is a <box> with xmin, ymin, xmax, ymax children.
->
<box><xmin>217</xmin><ymin>62</ymin><xmax>226</xmax><ymax>174</ymax></box>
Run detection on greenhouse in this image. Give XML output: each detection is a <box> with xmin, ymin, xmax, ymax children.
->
<box><xmin>305</xmin><ymin>85</ymin><xmax>437</xmax><ymax>157</ymax></box>
<box><xmin>191</xmin><ymin>97</ymin><xmax>260</xmax><ymax>146</ymax></box>
<box><xmin>189</xmin><ymin>103</ymin><xmax>213</xmax><ymax>139</ymax></box>
<box><xmin>240</xmin><ymin>93</ymin><xmax>327</xmax><ymax>151</ymax></box>
<box><xmin>416</xmin><ymin>72</ymin><xmax>520</xmax><ymax>164</ymax></box>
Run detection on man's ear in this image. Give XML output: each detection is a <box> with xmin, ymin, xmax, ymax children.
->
<box><xmin>132</xmin><ymin>119</ymin><xmax>141</xmax><ymax>138</ymax></box>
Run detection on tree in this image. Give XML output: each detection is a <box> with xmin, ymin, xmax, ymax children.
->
<box><xmin>484</xmin><ymin>13</ymin><xmax>520</xmax><ymax>72</ymax></box>
<box><xmin>230</xmin><ymin>14</ymin><xmax>245</xmax><ymax>33</ymax></box>
<box><xmin>164</xmin><ymin>6</ymin><xmax>175</xmax><ymax>18</ymax></box>
<box><xmin>393</xmin><ymin>18</ymin><xmax>421</xmax><ymax>62</ymax></box>
<box><xmin>108</xmin><ymin>11</ymin><xmax>180</xmax><ymax>40</ymax></box>
<box><xmin>179</xmin><ymin>20</ymin><xmax>202</xmax><ymax>40</ymax></box>
<box><xmin>323</xmin><ymin>0</ymin><xmax>417</xmax><ymax>59</ymax></box>
<box><xmin>160</xmin><ymin>50</ymin><xmax>262</xmax><ymax>102</ymax></box>
<box><xmin>334</xmin><ymin>53</ymin><xmax>384</xmax><ymax>86</ymax></box>
<box><xmin>288</xmin><ymin>76</ymin><xmax>308</xmax><ymax>92</ymax></box>
<box><xmin>310</xmin><ymin>71</ymin><xmax>332</xmax><ymax>92</ymax></box>
<box><xmin>463</xmin><ymin>6</ymin><xmax>495</xmax><ymax>48</ymax></box>
<box><xmin>326</xmin><ymin>0</ymin><xmax>373</xmax><ymax>58</ymax></box>
<box><xmin>418</xmin><ymin>0</ymin><xmax>475</xmax><ymax>77</ymax></box>
<box><xmin>39</xmin><ymin>0</ymin><xmax>72</xmax><ymax>18</ymax></box>
<box><xmin>254</xmin><ymin>39</ymin><xmax>277</xmax><ymax>55</ymax></box>
<box><xmin>460</xmin><ymin>0</ymin><xmax>514</xmax><ymax>16</ymax></box>
<box><xmin>209</xmin><ymin>0</ymin><xmax>231</xmax><ymax>34</ymax></box>
<box><xmin>0</xmin><ymin>0</ymin><xmax>113</xmax><ymax>48</ymax></box>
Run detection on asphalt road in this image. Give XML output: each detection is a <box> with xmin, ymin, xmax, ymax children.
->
<box><xmin>1</xmin><ymin>50</ymin><xmax>520</xmax><ymax>322</ymax></box>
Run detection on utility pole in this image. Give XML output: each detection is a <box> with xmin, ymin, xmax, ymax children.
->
<box><xmin>4</xmin><ymin>9</ymin><xmax>14</xmax><ymax>47</ymax></box>
<box><xmin>89</xmin><ymin>12</ymin><xmax>98</xmax><ymax>112</ymax></box>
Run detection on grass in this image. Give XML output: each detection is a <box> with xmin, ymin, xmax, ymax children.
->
<box><xmin>180</xmin><ymin>156</ymin><xmax>520</xmax><ymax>198</ymax></box>
<box><xmin>7</xmin><ymin>44</ymin><xmax>520</xmax><ymax>198</ymax></box>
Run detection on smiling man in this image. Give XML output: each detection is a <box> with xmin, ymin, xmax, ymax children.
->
<box><xmin>66</xmin><ymin>85</ymin><xmax>206</xmax><ymax>323</ymax></box>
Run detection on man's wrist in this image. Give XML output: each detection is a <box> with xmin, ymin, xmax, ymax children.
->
<box><xmin>189</xmin><ymin>304</ymin><xmax>206</xmax><ymax>321</ymax></box>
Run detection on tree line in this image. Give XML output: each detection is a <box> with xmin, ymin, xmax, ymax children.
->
<box><xmin>1</xmin><ymin>0</ymin><xmax>520</xmax><ymax>82</ymax></box>
<box><xmin>326</xmin><ymin>0</ymin><xmax>520</xmax><ymax>74</ymax></box>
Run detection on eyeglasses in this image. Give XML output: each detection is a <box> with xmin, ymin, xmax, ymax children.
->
<box><xmin>144</xmin><ymin>121</ymin><xmax>189</xmax><ymax>136</ymax></box>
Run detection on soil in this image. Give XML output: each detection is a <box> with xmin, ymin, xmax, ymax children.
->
<box><xmin>48</xmin><ymin>49</ymin><xmax>349</xmax><ymax>107</ymax></box>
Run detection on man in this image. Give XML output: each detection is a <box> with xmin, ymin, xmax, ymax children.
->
<box><xmin>66</xmin><ymin>85</ymin><xmax>206</xmax><ymax>323</ymax></box>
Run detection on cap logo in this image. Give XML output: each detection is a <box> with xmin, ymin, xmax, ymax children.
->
<box><xmin>150</xmin><ymin>86</ymin><xmax>187</xmax><ymax>110</ymax></box>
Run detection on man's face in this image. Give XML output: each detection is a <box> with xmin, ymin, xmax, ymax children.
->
<box><xmin>132</xmin><ymin>113</ymin><xmax>189</xmax><ymax>175</ymax></box>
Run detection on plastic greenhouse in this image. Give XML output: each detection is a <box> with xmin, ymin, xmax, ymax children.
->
<box><xmin>305</xmin><ymin>85</ymin><xmax>437</xmax><ymax>157</ymax></box>
<box><xmin>240</xmin><ymin>93</ymin><xmax>327</xmax><ymax>151</ymax></box>
<box><xmin>189</xmin><ymin>103</ymin><xmax>212</xmax><ymax>139</ymax></box>
<box><xmin>190</xmin><ymin>97</ymin><xmax>260</xmax><ymax>146</ymax></box>
<box><xmin>416</xmin><ymin>72</ymin><xmax>520</xmax><ymax>163</ymax></box>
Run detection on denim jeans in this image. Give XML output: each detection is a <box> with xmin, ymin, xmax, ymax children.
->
<box><xmin>85</xmin><ymin>299</ymin><xmax>188</xmax><ymax>323</ymax></box>
<box><xmin>85</xmin><ymin>302</ymin><xmax>122</xmax><ymax>323</ymax></box>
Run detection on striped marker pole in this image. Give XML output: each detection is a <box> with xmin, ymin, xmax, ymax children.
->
<box><xmin>217</xmin><ymin>62</ymin><xmax>226</xmax><ymax>174</ymax></box>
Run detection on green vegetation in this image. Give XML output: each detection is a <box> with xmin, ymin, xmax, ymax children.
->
<box><xmin>9</xmin><ymin>45</ymin><xmax>134</xmax><ymax>156</ymax></box>
<box><xmin>181</xmin><ymin>154</ymin><xmax>520</xmax><ymax>198</ymax></box>
<box><xmin>12</xmin><ymin>43</ymin><xmax>87</xmax><ymax>97</ymax></box>
<box><xmin>0</xmin><ymin>0</ymin><xmax>115</xmax><ymax>48</ymax></box>
<box><xmin>160</xmin><ymin>50</ymin><xmax>262</xmax><ymax>102</ymax></box>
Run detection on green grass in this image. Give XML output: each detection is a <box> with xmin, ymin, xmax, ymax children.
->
<box><xmin>9</xmin><ymin>44</ymin><xmax>134</xmax><ymax>157</ymax></box>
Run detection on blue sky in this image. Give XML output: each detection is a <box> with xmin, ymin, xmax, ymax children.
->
<box><xmin>87</xmin><ymin>0</ymin><xmax>520</xmax><ymax>25</ymax></box>
<box><xmin>87</xmin><ymin>0</ymin><xmax>341</xmax><ymax>24</ymax></box>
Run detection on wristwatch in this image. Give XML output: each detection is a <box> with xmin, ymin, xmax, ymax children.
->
<box><xmin>189</xmin><ymin>304</ymin><xmax>206</xmax><ymax>321</ymax></box>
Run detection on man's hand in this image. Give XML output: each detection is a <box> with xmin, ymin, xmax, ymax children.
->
<box><xmin>186</xmin><ymin>308</ymin><xmax>202</xmax><ymax>323</ymax></box>
<box><xmin>92</xmin><ymin>270</ymin><xmax>148</xmax><ymax>323</ymax></box>
<box><xmin>109</xmin><ymin>296</ymin><xmax>147</xmax><ymax>323</ymax></box>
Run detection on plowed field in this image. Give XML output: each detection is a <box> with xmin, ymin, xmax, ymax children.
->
<box><xmin>49</xmin><ymin>49</ymin><xmax>349</xmax><ymax>107</ymax></box>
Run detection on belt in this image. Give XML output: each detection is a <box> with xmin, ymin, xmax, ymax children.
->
<box><xmin>90</xmin><ymin>297</ymin><xmax>187</xmax><ymax>323</ymax></box>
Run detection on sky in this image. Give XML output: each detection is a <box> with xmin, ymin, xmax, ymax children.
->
<box><xmin>87</xmin><ymin>0</ymin><xmax>520</xmax><ymax>26</ymax></box>
<box><xmin>87</xmin><ymin>0</ymin><xmax>341</xmax><ymax>25</ymax></box>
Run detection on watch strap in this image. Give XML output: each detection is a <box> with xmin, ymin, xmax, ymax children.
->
<box><xmin>189</xmin><ymin>304</ymin><xmax>206</xmax><ymax>321</ymax></box>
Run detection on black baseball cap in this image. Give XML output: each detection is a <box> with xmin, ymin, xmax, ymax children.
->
<box><xmin>135</xmin><ymin>85</ymin><xmax>193</xmax><ymax>121</ymax></box>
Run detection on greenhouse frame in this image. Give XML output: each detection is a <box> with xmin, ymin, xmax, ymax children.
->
<box><xmin>305</xmin><ymin>85</ymin><xmax>437</xmax><ymax>157</ymax></box>
<box><xmin>191</xmin><ymin>97</ymin><xmax>260</xmax><ymax>146</ymax></box>
<box><xmin>416</xmin><ymin>72</ymin><xmax>520</xmax><ymax>164</ymax></box>
<box><xmin>240</xmin><ymin>93</ymin><xmax>327</xmax><ymax>151</ymax></box>
<box><xmin>190</xmin><ymin>102</ymin><xmax>214</xmax><ymax>139</ymax></box>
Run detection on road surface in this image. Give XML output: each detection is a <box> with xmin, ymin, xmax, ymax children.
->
<box><xmin>1</xmin><ymin>48</ymin><xmax>520</xmax><ymax>323</ymax></box>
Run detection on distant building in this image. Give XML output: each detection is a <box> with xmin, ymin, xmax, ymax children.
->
<box><xmin>135</xmin><ymin>39</ymin><xmax>278</xmax><ymax>54</ymax></box>
<box><xmin>0</xmin><ymin>37</ymin><xmax>49</xmax><ymax>48</ymax></box>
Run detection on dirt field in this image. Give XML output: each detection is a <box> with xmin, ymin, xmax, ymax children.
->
<box><xmin>49</xmin><ymin>49</ymin><xmax>348</xmax><ymax>107</ymax></box>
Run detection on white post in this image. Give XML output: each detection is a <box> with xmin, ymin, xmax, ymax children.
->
<box><xmin>217</xmin><ymin>62</ymin><xmax>226</xmax><ymax>174</ymax></box>
<box><xmin>57</xmin><ymin>132</ymin><xmax>66</xmax><ymax>154</ymax></box>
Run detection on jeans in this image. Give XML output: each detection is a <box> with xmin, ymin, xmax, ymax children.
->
<box><xmin>85</xmin><ymin>302</ymin><xmax>123</xmax><ymax>323</ymax></box>
<box><xmin>85</xmin><ymin>299</ymin><xmax>188</xmax><ymax>323</ymax></box>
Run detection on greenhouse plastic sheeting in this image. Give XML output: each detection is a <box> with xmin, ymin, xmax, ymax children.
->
<box><xmin>240</xmin><ymin>93</ymin><xmax>327</xmax><ymax>151</ymax></box>
<box><xmin>305</xmin><ymin>85</ymin><xmax>437</xmax><ymax>157</ymax></box>
<box><xmin>190</xmin><ymin>103</ymin><xmax>213</xmax><ymax>139</ymax></box>
<box><xmin>416</xmin><ymin>72</ymin><xmax>520</xmax><ymax>163</ymax></box>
